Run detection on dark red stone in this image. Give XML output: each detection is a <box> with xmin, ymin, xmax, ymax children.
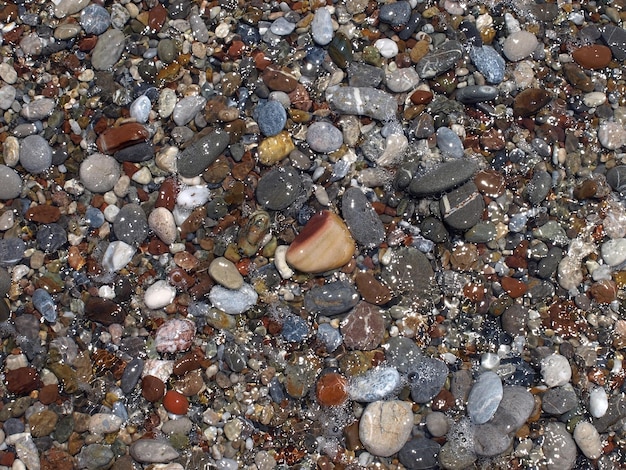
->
<box><xmin>6</xmin><ymin>366</ymin><xmax>42</xmax><ymax>395</ymax></box>
<box><xmin>85</xmin><ymin>296</ymin><xmax>127</xmax><ymax>326</ymax></box>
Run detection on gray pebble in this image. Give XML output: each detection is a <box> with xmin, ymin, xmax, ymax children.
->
<box><xmin>416</xmin><ymin>40</ymin><xmax>463</xmax><ymax>79</ymax></box>
<box><xmin>469</xmin><ymin>45</ymin><xmax>506</xmax><ymax>84</ymax></box>
<box><xmin>80</xmin><ymin>4</ymin><xmax>111</xmax><ymax>35</ymax></box>
<box><xmin>348</xmin><ymin>63</ymin><xmax>384</xmax><ymax>88</ymax></box>
<box><xmin>311</xmin><ymin>7</ymin><xmax>333</xmax><ymax>46</ymax></box>
<box><xmin>465</xmin><ymin>221</ymin><xmax>496</xmax><ymax>243</ymax></box>
<box><xmin>91</xmin><ymin>28</ymin><xmax>126</xmax><ymax>71</ymax></box>
<box><xmin>440</xmin><ymin>182</ymin><xmax>484</xmax><ymax>230</ymax></box>
<box><xmin>327</xmin><ymin>86</ymin><xmax>397</xmax><ymax>121</ymax></box>
<box><xmin>113</xmin><ymin>203</ymin><xmax>148</xmax><ymax>246</ymax></box>
<box><xmin>177</xmin><ymin>129</ymin><xmax>230</xmax><ymax>178</ymax></box>
<box><xmin>129</xmin><ymin>439</ymin><xmax>179</xmax><ymax>464</ymax></box>
<box><xmin>385</xmin><ymin>336</ymin><xmax>422</xmax><ymax>373</ymax></box>
<box><xmin>341</xmin><ymin>187</ymin><xmax>385</xmax><ymax>248</ymax></box>
<box><xmin>455</xmin><ymin>85</ymin><xmax>499</xmax><ymax>104</ymax></box>
<box><xmin>525</xmin><ymin>170</ymin><xmax>552</xmax><ymax>205</ymax></box>
<box><xmin>409</xmin><ymin>160</ymin><xmax>478</xmax><ymax>197</ymax></box>
<box><xmin>270</xmin><ymin>17</ymin><xmax>296</xmax><ymax>36</ymax></box>
<box><xmin>37</xmin><ymin>223</ymin><xmax>67</xmax><ymax>252</ymax></box>
<box><xmin>254</xmin><ymin>100</ymin><xmax>287</xmax><ymax>137</ymax></box>
<box><xmin>436</xmin><ymin>127</ymin><xmax>464</xmax><ymax>159</ymax></box>
<box><xmin>79</xmin><ymin>153</ymin><xmax>121</xmax><ymax>192</ymax></box>
<box><xmin>19</xmin><ymin>135</ymin><xmax>52</xmax><ymax>173</ymax></box>
<box><xmin>467</xmin><ymin>371</ymin><xmax>503</xmax><ymax>424</ymax></box>
<box><xmin>606</xmin><ymin>165</ymin><xmax>626</xmax><ymax>193</ymax></box>
<box><xmin>21</xmin><ymin>98</ymin><xmax>55</xmax><ymax>120</ymax></box>
<box><xmin>209</xmin><ymin>283</ymin><xmax>258</xmax><ymax>315</ymax></box>
<box><xmin>542</xmin><ymin>386</ymin><xmax>578</xmax><ymax>415</ymax></box>
<box><xmin>307</xmin><ymin>121</ymin><xmax>344</xmax><ymax>153</ymax></box>
<box><xmin>157</xmin><ymin>38</ymin><xmax>177</xmax><ymax>64</ymax></box>
<box><xmin>0</xmin><ymin>238</ymin><xmax>25</xmax><ymax>267</ymax></box>
<box><xmin>0</xmin><ymin>165</ymin><xmax>23</xmax><ymax>200</ymax></box>
<box><xmin>379</xmin><ymin>1</ymin><xmax>411</xmax><ymax>26</ymax></box>
<box><xmin>541</xmin><ymin>422</ymin><xmax>577</xmax><ymax>470</ymax></box>
<box><xmin>408</xmin><ymin>356</ymin><xmax>449</xmax><ymax>403</ymax></box>
<box><xmin>382</xmin><ymin>247</ymin><xmax>434</xmax><ymax>297</ymax></box>
<box><xmin>256</xmin><ymin>165</ymin><xmax>301</xmax><ymax>210</ymax></box>
<box><xmin>114</xmin><ymin>142</ymin><xmax>154</xmax><ymax>163</ymax></box>
<box><xmin>173</xmin><ymin>95</ymin><xmax>207</xmax><ymax>126</ymax></box>
<box><xmin>0</xmin><ymin>85</ymin><xmax>16</xmax><ymax>110</ymax></box>
<box><xmin>398</xmin><ymin>437</ymin><xmax>441</xmax><ymax>470</ymax></box>
<box><xmin>75</xmin><ymin>444</ymin><xmax>115</xmax><ymax>470</ymax></box>
<box><xmin>303</xmin><ymin>280</ymin><xmax>359</xmax><ymax>316</ymax></box>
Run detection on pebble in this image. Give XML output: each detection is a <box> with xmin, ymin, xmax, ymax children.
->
<box><xmin>408</xmin><ymin>160</ymin><xmax>478</xmax><ymax>197</ymax></box>
<box><xmin>130</xmin><ymin>95</ymin><xmax>152</xmax><ymax>123</ymax></box>
<box><xmin>542</xmin><ymin>423</ymin><xmax>577</xmax><ymax>469</ymax></box>
<box><xmin>601</xmin><ymin>238</ymin><xmax>626</xmax><ymax>266</ymax></box>
<box><xmin>79</xmin><ymin>154</ymin><xmax>121</xmax><ymax>193</ymax></box>
<box><xmin>113</xmin><ymin>203</ymin><xmax>148</xmax><ymax>246</ymax></box>
<box><xmin>144</xmin><ymin>280</ymin><xmax>176</xmax><ymax>310</ymax></box>
<box><xmin>374</xmin><ymin>38</ymin><xmax>399</xmax><ymax>59</ymax></box>
<box><xmin>306</xmin><ymin>121</ymin><xmax>344</xmax><ymax>153</ymax></box>
<box><xmin>19</xmin><ymin>135</ymin><xmax>52</xmax><ymax>174</ymax></box>
<box><xmin>80</xmin><ymin>4</ymin><xmax>111</xmax><ymax>35</ymax></box>
<box><xmin>407</xmin><ymin>356</ymin><xmax>449</xmax><ymax>403</ymax></box>
<box><xmin>254</xmin><ymin>100</ymin><xmax>287</xmax><ymax>137</ymax></box>
<box><xmin>148</xmin><ymin>207</ymin><xmax>177</xmax><ymax>245</ymax></box>
<box><xmin>379</xmin><ymin>1</ymin><xmax>411</xmax><ymax>26</ymax></box>
<box><xmin>327</xmin><ymin>87</ymin><xmax>397</xmax><ymax>121</ymax></box>
<box><xmin>469</xmin><ymin>46</ymin><xmax>506</xmax><ymax>83</ymax></box>
<box><xmin>456</xmin><ymin>85</ymin><xmax>498</xmax><ymax>104</ymax></box>
<box><xmin>573</xmin><ymin>421</ymin><xmax>603</xmax><ymax>460</ymax></box>
<box><xmin>0</xmin><ymin>165</ymin><xmax>23</xmax><ymax>199</ymax></box>
<box><xmin>163</xmin><ymin>390</ymin><xmax>189</xmax><ymax>415</ymax></box>
<box><xmin>154</xmin><ymin>318</ymin><xmax>195</xmax><ymax>353</ymax></box>
<box><xmin>415</xmin><ymin>41</ymin><xmax>463</xmax><ymax>79</ymax></box>
<box><xmin>303</xmin><ymin>280</ymin><xmax>359</xmax><ymax>316</ymax></box>
<box><xmin>256</xmin><ymin>165</ymin><xmax>301</xmax><ymax>210</ymax></box>
<box><xmin>398</xmin><ymin>438</ymin><xmax>441</xmax><ymax>470</ymax></box>
<box><xmin>208</xmin><ymin>257</ymin><xmax>243</xmax><ymax>290</ymax></box>
<box><xmin>129</xmin><ymin>440</ymin><xmax>179</xmax><ymax>464</ymax></box>
<box><xmin>541</xmin><ymin>353</ymin><xmax>572</xmax><ymax>388</ymax></box>
<box><xmin>341</xmin><ymin>187</ymin><xmax>385</xmax><ymax>248</ymax></box>
<box><xmin>311</xmin><ymin>7</ymin><xmax>333</xmax><ymax>46</ymax></box>
<box><xmin>542</xmin><ymin>385</ymin><xmax>578</xmax><ymax>415</ymax></box>
<box><xmin>91</xmin><ymin>28</ymin><xmax>126</xmax><ymax>70</ymax></box>
<box><xmin>440</xmin><ymin>182</ymin><xmax>484</xmax><ymax>230</ymax></box>
<box><xmin>341</xmin><ymin>301</ymin><xmax>385</xmax><ymax>350</ymax></box>
<box><xmin>385</xmin><ymin>67</ymin><xmax>420</xmax><ymax>93</ymax></box>
<box><xmin>348</xmin><ymin>367</ymin><xmax>401</xmax><ymax>402</ymax></box>
<box><xmin>173</xmin><ymin>96</ymin><xmax>207</xmax><ymax>126</ymax></box>
<box><xmin>88</xmin><ymin>413</ymin><xmax>123</xmax><ymax>435</ymax></box>
<box><xmin>177</xmin><ymin>129</ymin><xmax>230</xmax><ymax>178</ymax></box>
<box><xmin>102</xmin><ymin>240</ymin><xmax>135</xmax><ymax>272</ymax></box>
<box><xmin>589</xmin><ymin>386</ymin><xmax>608</xmax><ymax>418</ymax></box>
<box><xmin>467</xmin><ymin>371</ymin><xmax>503</xmax><ymax>424</ymax></box>
<box><xmin>382</xmin><ymin>247</ymin><xmax>433</xmax><ymax>297</ymax></box>
<box><xmin>0</xmin><ymin>238</ymin><xmax>25</xmax><ymax>266</ymax></box>
<box><xmin>502</xmin><ymin>31</ymin><xmax>538</xmax><ymax>61</ymax></box>
<box><xmin>286</xmin><ymin>211</ymin><xmax>355</xmax><ymax>273</ymax></box>
<box><xmin>436</xmin><ymin>127</ymin><xmax>464</xmax><ymax>159</ymax></box>
<box><xmin>598</xmin><ymin>121</ymin><xmax>626</xmax><ymax>150</ymax></box>
<box><xmin>359</xmin><ymin>400</ymin><xmax>413</xmax><ymax>457</ymax></box>
<box><xmin>572</xmin><ymin>44</ymin><xmax>612</xmax><ymax>69</ymax></box>
<box><xmin>209</xmin><ymin>283</ymin><xmax>258</xmax><ymax>315</ymax></box>
<box><xmin>21</xmin><ymin>98</ymin><xmax>55</xmax><ymax>120</ymax></box>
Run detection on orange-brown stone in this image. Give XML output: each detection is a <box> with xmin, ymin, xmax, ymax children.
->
<box><xmin>6</xmin><ymin>366</ymin><xmax>42</xmax><ymax>395</ymax></box>
<box><xmin>96</xmin><ymin>123</ymin><xmax>149</xmax><ymax>154</ymax></box>
<box><xmin>316</xmin><ymin>372</ymin><xmax>348</xmax><ymax>406</ymax></box>
<box><xmin>501</xmin><ymin>276</ymin><xmax>528</xmax><ymax>298</ymax></box>
<box><xmin>355</xmin><ymin>271</ymin><xmax>392</xmax><ymax>305</ymax></box>
<box><xmin>25</xmin><ymin>205</ymin><xmax>61</xmax><ymax>223</ymax></box>
<box><xmin>572</xmin><ymin>44</ymin><xmax>612</xmax><ymax>70</ymax></box>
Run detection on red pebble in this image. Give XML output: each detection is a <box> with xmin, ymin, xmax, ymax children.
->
<box><xmin>163</xmin><ymin>390</ymin><xmax>189</xmax><ymax>415</ymax></box>
<box><xmin>315</xmin><ymin>372</ymin><xmax>348</xmax><ymax>407</ymax></box>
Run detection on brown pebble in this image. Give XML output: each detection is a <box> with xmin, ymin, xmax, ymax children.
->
<box><xmin>572</xmin><ymin>44</ymin><xmax>612</xmax><ymax>70</ymax></box>
<box><xmin>480</xmin><ymin>128</ymin><xmax>505</xmax><ymax>151</ymax></box>
<box><xmin>41</xmin><ymin>448</ymin><xmax>74</xmax><ymax>470</ymax></box>
<box><xmin>474</xmin><ymin>169</ymin><xmax>505</xmax><ymax>198</ymax></box>
<box><xmin>39</xmin><ymin>383</ymin><xmax>59</xmax><ymax>405</ymax></box>
<box><xmin>513</xmin><ymin>88</ymin><xmax>552</xmax><ymax>117</ymax></box>
<box><xmin>141</xmin><ymin>375</ymin><xmax>165</xmax><ymax>402</ymax></box>
<box><xmin>354</xmin><ymin>271</ymin><xmax>392</xmax><ymax>305</ymax></box>
<box><xmin>573</xmin><ymin>179</ymin><xmax>598</xmax><ymax>200</ymax></box>
<box><xmin>501</xmin><ymin>276</ymin><xmax>528</xmax><ymax>298</ymax></box>
<box><xmin>173</xmin><ymin>350</ymin><xmax>205</xmax><ymax>376</ymax></box>
<box><xmin>6</xmin><ymin>366</ymin><xmax>42</xmax><ymax>395</ymax></box>
<box><xmin>341</xmin><ymin>301</ymin><xmax>385</xmax><ymax>350</ymax></box>
<box><xmin>85</xmin><ymin>297</ymin><xmax>127</xmax><ymax>326</ymax></box>
<box><xmin>173</xmin><ymin>369</ymin><xmax>204</xmax><ymax>397</ymax></box>
<box><xmin>410</xmin><ymin>90</ymin><xmax>434</xmax><ymax>105</ymax></box>
<box><xmin>589</xmin><ymin>279</ymin><xmax>617</xmax><ymax>304</ymax></box>
<box><xmin>562</xmin><ymin>63</ymin><xmax>595</xmax><ymax>92</ymax></box>
<box><xmin>262</xmin><ymin>67</ymin><xmax>298</xmax><ymax>92</ymax></box>
<box><xmin>96</xmin><ymin>123</ymin><xmax>149</xmax><ymax>154</ymax></box>
<box><xmin>25</xmin><ymin>205</ymin><xmax>61</xmax><ymax>223</ymax></box>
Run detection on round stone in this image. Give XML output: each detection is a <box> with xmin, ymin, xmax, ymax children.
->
<box><xmin>0</xmin><ymin>165</ymin><xmax>22</xmax><ymax>199</ymax></box>
<box><xmin>341</xmin><ymin>187</ymin><xmax>385</xmax><ymax>248</ymax></box>
<box><xmin>572</xmin><ymin>44</ymin><xmax>612</xmax><ymax>69</ymax></box>
<box><xmin>79</xmin><ymin>154</ymin><xmax>121</xmax><ymax>193</ymax></box>
<box><xmin>502</xmin><ymin>30</ymin><xmax>538</xmax><ymax>61</ymax></box>
<box><xmin>113</xmin><ymin>203</ymin><xmax>148</xmax><ymax>246</ymax></box>
<box><xmin>148</xmin><ymin>207</ymin><xmax>177</xmax><ymax>245</ymax></box>
<box><xmin>341</xmin><ymin>301</ymin><xmax>385</xmax><ymax>350</ymax></box>
<box><xmin>256</xmin><ymin>165</ymin><xmax>302</xmax><ymax>210</ymax></box>
<box><xmin>359</xmin><ymin>400</ymin><xmax>413</xmax><ymax>457</ymax></box>
<box><xmin>254</xmin><ymin>100</ymin><xmax>287</xmax><ymax>137</ymax></box>
<box><xmin>163</xmin><ymin>390</ymin><xmax>189</xmax><ymax>415</ymax></box>
<box><xmin>208</xmin><ymin>257</ymin><xmax>243</xmax><ymax>290</ymax></box>
<box><xmin>306</xmin><ymin>121</ymin><xmax>344</xmax><ymax>153</ymax></box>
<box><xmin>20</xmin><ymin>135</ymin><xmax>52</xmax><ymax>173</ymax></box>
<box><xmin>315</xmin><ymin>372</ymin><xmax>348</xmax><ymax>406</ymax></box>
<box><xmin>80</xmin><ymin>4</ymin><xmax>111</xmax><ymax>35</ymax></box>
<box><xmin>541</xmin><ymin>354</ymin><xmax>572</xmax><ymax>388</ymax></box>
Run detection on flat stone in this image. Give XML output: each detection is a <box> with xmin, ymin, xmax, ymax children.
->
<box><xmin>348</xmin><ymin>367</ymin><xmax>401</xmax><ymax>402</ymax></box>
<box><xmin>0</xmin><ymin>165</ymin><xmax>22</xmax><ymax>199</ymax></box>
<box><xmin>341</xmin><ymin>301</ymin><xmax>385</xmax><ymax>350</ymax></box>
<box><xmin>256</xmin><ymin>165</ymin><xmax>302</xmax><ymax>210</ymax></box>
<box><xmin>21</xmin><ymin>98</ymin><xmax>55</xmax><ymax>120</ymax></box>
<box><xmin>327</xmin><ymin>86</ymin><xmax>397</xmax><ymax>121</ymax></box>
<box><xmin>208</xmin><ymin>257</ymin><xmax>243</xmax><ymax>290</ymax></box>
<box><xmin>382</xmin><ymin>246</ymin><xmax>434</xmax><ymax>297</ymax></box>
<box><xmin>79</xmin><ymin>153</ymin><xmax>121</xmax><ymax>193</ymax></box>
<box><xmin>513</xmin><ymin>88</ymin><xmax>551</xmax><ymax>117</ymax></box>
<box><xmin>467</xmin><ymin>371</ymin><xmax>503</xmax><ymax>424</ymax></box>
<box><xmin>311</xmin><ymin>7</ymin><xmax>333</xmax><ymax>46</ymax></box>
<box><xmin>409</xmin><ymin>160</ymin><xmax>478</xmax><ymax>196</ymax></box>
<box><xmin>254</xmin><ymin>100</ymin><xmax>287</xmax><ymax>137</ymax></box>
<box><xmin>455</xmin><ymin>85</ymin><xmax>498</xmax><ymax>104</ymax></box>
<box><xmin>415</xmin><ymin>40</ymin><xmax>463</xmax><ymax>79</ymax></box>
<box><xmin>75</xmin><ymin>444</ymin><xmax>115</xmax><ymax>470</ymax></box>
<box><xmin>172</xmin><ymin>95</ymin><xmax>206</xmax><ymax>126</ymax></box>
<box><xmin>88</xmin><ymin>413</ymin><xmax>123</xmax><ymax>435</ymax></box>
<box><xmin>209</xmin><ymin>283</ymin><xmax>258</xmax><ymax>315</ymax></box>
<box><xmin>436</xmin><ymin>127</ymin><xmax>464</xmax><ymax>159</ymax></box>
<box><xmin>572</xmin><ymin>44</ymin><xmax>612</xmax><ymax>69</ymax></box>
<box><xmin>525</xmin><ymin>170</ymin><xmax>552</xmax><ymax>205</ymax></box>
<box><xmin>348</xmin><ymin>63</ymin><xmax>384</xmax><ymax>88</ymax></box>
<box><xmin>542</xmin><ymin>385</ymin><xmax>579</xmax><ymax>415</ymax></box>
<box><xmin>573</xmin><ymin>421</ymin><xmax>603</xmax><ymax>460</ymax></box>
<box><xmin>385</xmin><ymin>67</ymin><xmax>419</xmax><ymax>93</ymax></box>
<box><xmin>154</xmin><ymin>318</ymin><xmax>195</xmax><ymax>353</ymax></box>
<box><xmin>129</xmin><ymin>439</ymin><xmax>179</xmax><ymax>464</ymax></box>
<box><xmin>303</xmin><ymin>280</ymin><xmax>359</xmax><ymax>316</ymax></box>
<box><xmin>359</xmin><ymin>400</ymin><xmax>413</xmax><ymax>457</ymax></box>
<box><xmin>177</xmin><ymin>129</ymin><xmax>230</xmax><ymax>177</ymax></box>
<box><xmin>440</xmin><ymin>182</ymin><xmax>484</xmax><ymax>230</ymax></box>
<box><xmin>341</xmin><ymin>187</ymin><xmax>385</xmax><ymax>248</ymax></box>
<box><xmin>601</xmin><ymin>238</ymin><xmax>626</xmax><ymax>266</ymax></box>
<box><xmin>407</xmin><ymin>356</ymin><xmax>448</xmax><ymax>403</ymax></box>
<box><xmin>602</xmin><ymin>24</ymin><xmax>626</xmax><ymax>61</ymax></box>
<box><xmin>91</xmin><ymin>28</ymin><xmax>126</xmax><ymax>70</ymax></box>
<box><xmin>542</xmin><ymin>422</ymin><xmax>577</xmax><ymax>470</ymax></box>
<box><xmin>307</xmin><ymin>121</ymin><xmax>344</xmax><ymax>153</ymax></box>
<box><xmin>379</xmin><ymin>1</ymin><xmax>411</xmax><ymax>26</ymax></box>
<box><xmin>398</xmin><ymin>437</ymin><xmax>441</xmax><ymax>470</ymax></box>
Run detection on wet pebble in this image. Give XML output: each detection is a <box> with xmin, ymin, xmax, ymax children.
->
<box><xmin>79</xmin><ymin>154</ymin><xmax>121</xmax><ymax>193</ymax></box>
<box><xmin>113</xmin><ymin>203</ymin><xmax>148</xmax><ymax>246</ymax></box>
<box><xmin>311</xmin><ymin>7</ymin><xmax>333</xmax><ymax>46</ymax></box>
<box><xmin>407</xmin><ymin>356</ymin><xmax>448</xmax><ymax>403</ymax></box>
<box><xmin>341</xmin><ymin>187</ymin><xmax>385</xmax><ymax>248</ymax></box>
<box><xmin>502</xmin><ymin>30</ymin><xmax>538</xmax><ymax>61</ymax></box>
<box><xmin>254</xmin><ymin>100</ymin><xmax>287</xmax><ymax>137</ymax></box>
<box><xmin>129</xmin><ymin>440</ymin><xmax>179</xmax><ymax>464</ymax></box>
<box><xmin>0</xmin><ymin>165</ymin><xmax>23</xmax><ymax>199</ymax></box>
<box><xmin>467</xmin><ymin>371</ymin><xmax>503</xmax><ymax>424</ymax></box>
<box><xmin>304</xmin><ymin>280</ymin><xmax>359</xmax><ymax>316</ymax></box>
<box><xmin>256</xmin><ymin>165</ymin><xmax>301</xmax><ymax>210</ymax></box>
<box><xmin>306</xmin><ymin>121</ymin><xmax>344</xmax><ymax>153</ymax></box>
<box><xmin>359</xmin><ymin>400</ymin><xmax>413</xmax><ymax>457</ymax></box>
<box><xmin>209</xmin><ymin>283</ymin><xmax>258</xmax><ymax>315</ymax></box>
<box><xmin>19</xmin><ymin>135</ymin><xmax>52</xmax><ymax>174</ymax></box>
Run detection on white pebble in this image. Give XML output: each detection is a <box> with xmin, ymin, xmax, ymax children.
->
<box><xmin>541</xmin><ymin>353</ymin><xmax>572</xmax><ymax>388</ymax></box>
<box><xmin>130</xmin><ymin>95</ymin><xmax>151</xmax><ymax>123</ymax></box>
<box><xmin>374</xmin><ymin>38</ymin><xmax>399</xmax><ymax>58</ymax></box>
<box><xmin>589</xmin><ymin>387</ymin><xmax>608</xmax><ymax>418</ymax></box>
<box><xmin>274</xmin><ymin>245</ymin><xmax>294</xmax><ymax>279</ymax></box>
<box><xmin>144</xmin><ymin>280</ymin><xmax>176</xmax><ymax>310</ymax></box>
<box><xmin>103</xmin><ymin>204</ymin><xmax>120</xmax><ymax>223</ymax></box>
<box><xmin>177</xmin><ymin>185</ymin><xmax>211</xmax><ymax>209</ymax></box>
<box><xmin>102</xmin><ymin>240</ymin><xmax>136</xmax><ymax>272</ymax></box>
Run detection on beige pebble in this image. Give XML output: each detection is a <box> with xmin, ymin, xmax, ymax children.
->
<box><xmin>208</xmin><ymin>257</ymin><xmax>244</xmax><ymax>290</ymax></box>
<box><xmin>148</xmin><ymin>207</ymin><xmax>177</xmax><ymax>245</ymax></box>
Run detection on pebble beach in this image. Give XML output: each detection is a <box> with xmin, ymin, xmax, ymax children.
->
<box><xmin>1</xmin><ymin>0</ymin><xmax>626</xmax><ymax>469</ymax></box>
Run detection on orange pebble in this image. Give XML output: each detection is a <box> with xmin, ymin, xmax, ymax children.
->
<box><xmin>163</xmin><ymin>390</ymin><xmax>189</xmax><ymax>415</ymax></box>
<box><xmin>316</xmin><ymin>372</ymin><xmax>348</xmax><ymax>407</ymax></box>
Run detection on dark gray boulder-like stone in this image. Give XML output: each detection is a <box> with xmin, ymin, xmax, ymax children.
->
<box><xmin>409</xmin><ymin>160</ymin><xmax>478</xmax><ymax>197</ymax></box>
<box><xmin>342</xmin><ymin>187</ymin><xmax>385</xmax><ymax>248</ymax></box>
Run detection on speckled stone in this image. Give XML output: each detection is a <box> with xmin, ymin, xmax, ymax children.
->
<box><xmin>359</xmin><ymin>400</ymin><xmax>413</xmax><ymax>457</ymax></box>
<box><xmin>341</xmin><ymin>187</ymin><xmax>385</xmax><ymax>248</ymax></box>
<box><xmin>341</xmin><ymin>301</ymin><xmax>385</xmax><ymax>350</ymax></box>
<box><xmin>254</xmin><ymin>100</ymin><xmax>287</xmax><ymax>137</ymax></box>
<box><xmin>79</xmin><ymin>154</ymin><xmax>121</xmax><ymax>193</ymax></box>
<box><xmin>415</xmin><ymin>40</ymin><xmax>463</xmax><ymax>78</ymax></box>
